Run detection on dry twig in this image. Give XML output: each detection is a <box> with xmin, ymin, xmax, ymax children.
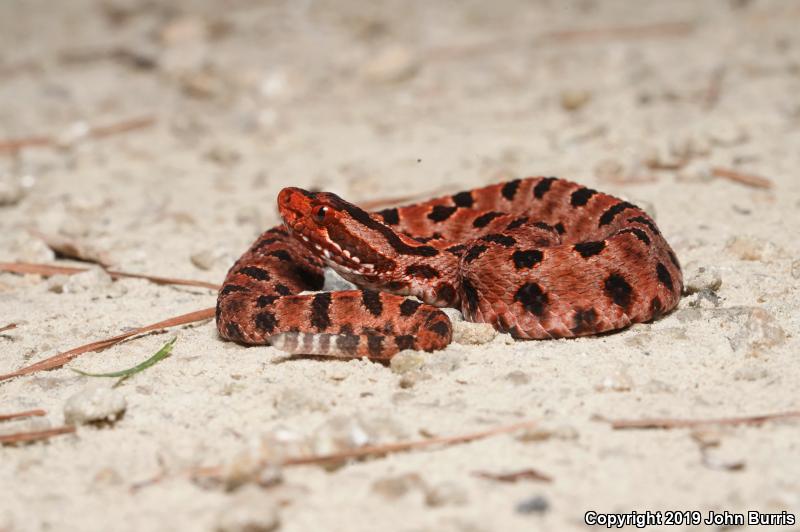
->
<box><xmin>0</xmin><ymin>262</ymin><xmax>220</xmax><ymax>290</ymax></box>
<box><xmin>0</xmin><ymin>409</ymin><xmax>46</xmax><ymax>422</ymax></box>
<box><xmin>0</xmin><ymin>425</ymin><xmax>76</xmax><ymax>445</ymax></box>
<box><xmin>0</xmin><ymin>323</ymin><xmax>17</xmax><ymax>334</ymax></box>
<box><xmin>473</xmin><ymin>468</ymin><xmax>552</xmax><ymax>483</ymax></box>
<box><xmin>599</xmin><ymin>410</ymin><xmax>800</xmax><ymax>430</ymax></box>
<box><xmin>711</xmin><ymin>166</ymin><xmax>774</xmax><ymax>189</ymax></box>
<box><xmin>0</xmin><ymin>115</ymin><xmax>154</xmax><ymax>155</ymax></box>
<box><xmin>0</xmin><ymin>308</ymin><xmax>214</xmax><ymax>382</ymax></box>
<box><xmin>192</xmin><ymin>419</ymin><xmax>538</xmax><ymax>482</ymax></box>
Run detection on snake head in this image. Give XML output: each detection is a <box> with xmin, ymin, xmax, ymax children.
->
<box><xmin>278</xmin><ymin>187</ymin><xmax>399</xmax><ymax>277</ymax></box>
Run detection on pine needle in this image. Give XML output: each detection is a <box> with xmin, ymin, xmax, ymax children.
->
<box><xmin>71</xmin><ymin>337</ymin><xmax>176</xmax><ymax>385</ymax></box>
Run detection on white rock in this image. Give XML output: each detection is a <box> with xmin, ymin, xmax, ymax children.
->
<box><xmin>63</xmin><ymin>384</ymin><xmax>126</xmax><ymax>425</ymax></box>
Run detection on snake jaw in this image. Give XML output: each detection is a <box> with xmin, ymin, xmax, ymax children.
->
<box><xmin>279</xmin><ymin>187</ymin><xmax>394</xmax><ymax>278</ymax></box>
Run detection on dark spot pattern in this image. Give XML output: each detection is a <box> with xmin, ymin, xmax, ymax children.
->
<box><xmin>310</xmin><ymin>292</ymin><xmax>332</xmax><ymax>330</ymax></box>
<box><xmin>293</xmin><ymin>266</ymin><xmax>325</xmax><ymax>290</ymax></box>
<box><xmin>481</xmin><ymin>233</ymin><xmax>516</xmax><ymax>247</ymax></box>
<box><xmin>651</xmin><ymin>298</ymin><xmax>663</xmax><ymax>317</ymax></box>
<box><xmin>554</xmin><ymin>222</ymin><xmax>566</xmax><ymax>234</ymax></box>
<box><xmin>318</xmin><ymin>333</ymin><xmax>331</xmax><ymax>354</ymax></box>
<box><xmin>253</xmin><ymin>237</ymin><xmax>280</xmax><ymax>250</ymax></box>
<box><xmin>336</xmin><ymin>334</ymin><xmax>360</xmax><ymax>355</ymax></box>
<box><xmin>656</xmin><ymin>263</ymin><xmax>673</xmax><ymax>291</ymax></box>
<box><xmin>220</xmin><ymin>284</ymin><xmax>248</xmax><ymax>297</ymax></box>
<box><xmin>571</xmin><ymin>308</ymin><xmax>598</xmax><ymax>334</ymax></box>
<box><xmin>361</xmin><ymin>290</ymin><xmax>383</xmax><ymax>316</ymax></box>
<box><xmin>427</xmin><ymin>319</ymin><xmax>450</xmax><ymax>338</ymax></box>
<box><xmin>628</xmin><ymin>216</ymin><xmax>660</xmax><ymax>235</ymax></box>
<box><xmin>533</xmin><ymin>177</ymin><xmax>557</xmax><ymax>199</ymax></box>
<box><xmin>269</xmin><ymin>249</ymin><xmax>293</xmax><ymax>262</ymax></box>
<box><xmin>445</xmin><ymin>244</ymin><xmax>466</xmax><ymax>256</ymax></box>
<box><xmin>604</xmin><ymin>273</ymin><xmax>633</xmax><ymax>310</ymax></box>
<box><xmin>405</xmin><ymin>264</ymin><xmax>440</xmax><ymax>279</ymax></box>
<box><xmin>570</xmin><ymin>187</ymin><xmax>597</xmax><ymax>207</ymax></box>
<box><xmin>617</xmin><ymin>227</ymin><xmax>651</xmax><ymax>245</ymax></box>
<box><xmin>514</xmin><ymin>282</ymin><xmax>548</xmax><ymax>316</ymax></box>
<box><xmin>473</xmin><ymin>211</ymin><xmax>504</xmax><ymax>228</ymax></box>
<box><xmin>275</xmin><ymin>284</ymin><xmax>292</xmax><ymax>296</ymax></box>
<box><xmin>326</xmin><ymin>194</ymin><xmax>439</xmax><ymax>257</ymax></box>
<box><xmin>378</xmin><ymin>208</ymin><xmax>399</xmax><ymax>225</ymax></box>
<box><xmin>532</xmin><ymin>221</ymin><xmax>554</xmax><ymax>231</ymax></box>
<box><xmin>255</xmin><ymin>311</ymin><xmax>277</xmax><ymax>334</ymax></box>
<box><xmin>452</xmin><ymin>191</ymin><xmax>474</xmax><ymax>208</ymax></box>
<box><xmin>501</xmin><ymin>179</ymin><xmax>521</xmax><ymax>200</ymax></box>
<box><xmin>399</xmin><ymin>298</ymin><xmax>421</xmax><ymax>316</ymax></box>
<box><xmin>574</xmin><ymin>240</ymin><xmax>606</xmax><ymax>258</ymax></box>
<box><xmin>396</xmin><ymin>335</ymin><xmax>415</xmax><ymax>351</ymax></box>
<box><xmin>512</xmin><ymin>249</ymin><xmax>543</xmax><ymax>269</ymax></box>
<box><xmin>435</xmin><ymin>283</ymin><xmax>456</xmax><ymax>303</ymax></box>
<box><xmin>226</xmin><ymin>323</ymin><xmax>243</xmax><ymax>340</ymax></box>
<box><xmin>506</xmin><ymin>216</ymin><xmax>529</xmax><ymax>230</ymax></box>
<box><xmin>464</xmin><ymin>244</ymin><xmax>489</xmax><ymax>263</ymax></box>
<box><xmin>366</xmin><ymin>334</ymin><xmax>384</xmax><ymax>356</ymax></box>
<box><xmin>256</xmin><ymin>295</ymin><xmax>278</xmax><ymax>307</ymax></box>
<box><xmin>668</xmin><ymin>250</ymin><xmax>681</xmax><ymax>271</ymax></box>
<box><xmin>414</xmin><ymin>232</ymin><xmax>442</xmax><ymax>243</ymax></box>
<box><xmin>238</xmin><ymin>266</ymin><xmax>270</xmax><ymax>281</ymax></box>
<box><xmin>599</xmin><ymin>202</ymin><xmax>636</xmax><ymax>227</ymax></box>
<box><xmin>428</xmin><ymin>205</ymin><xmax>458</xmax><ymax>222</ymax></box>
<box><xmin>462</xmin><ymin>279</ymin><xmax>480</xmax><ymax>314</ymax></box>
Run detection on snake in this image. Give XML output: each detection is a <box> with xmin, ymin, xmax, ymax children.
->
<box><xmin>216</xmin><ymin>176</ymin><xmax>683</xmax><ymax>359</ymax></box>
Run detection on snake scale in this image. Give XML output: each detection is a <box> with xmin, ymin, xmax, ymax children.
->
<box><xmin>216</xmin><ymin>176</ymin><xmax>683</xmax><ymax>359</ymax></box>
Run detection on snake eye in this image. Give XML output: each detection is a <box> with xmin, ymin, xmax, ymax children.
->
<box><xmin>313</xmin><ymin>206</ymin><xmax>328</xmax><ymax>223</ymax></box>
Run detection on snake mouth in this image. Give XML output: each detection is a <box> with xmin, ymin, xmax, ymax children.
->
<box><xmin>291</xmin><ymin>226</ymin><xmax>378</xmax><ymax>275</ymax></box>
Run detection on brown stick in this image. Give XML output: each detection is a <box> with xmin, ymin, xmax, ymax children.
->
<box><xmin>0</xmin><ymin>323</ymin><xmax>17</xmax><ymax>334</ymax></box>
<box><xmin>0</xmin><ymin>115</ymin><xmax>154</xmax><ymax>155</ymax></box>
<box><xmin>473</xmin><ymin>468</ymin><xmax>552</xmax><ymax>483</ymax></box>
<box><xmin>0</xmin><ymin>409</ymin><xmax>46</xmax><ymax>422</ymax></box>
<box><xmin>600</xmin><ymin>410</ymin><xmax>800</xmax><ymax>430</ymax></box>
<box><xmin>711</xmin><ymin>166</ymin><xmax>773</xmax><ymax>189</ymax></box>
<box><xmin>0</xmin><ymin>308</ymin><xmax>215</xmax><ymax>382</ymax></box>
<box><xmin>192</xmin><ymin>419</ymin><xmax>537</xmax><ymax>480</ymax></box>
<box><xmin>0</xmin><ymin>262</ymin><xmax>220</xmax><ymax>290</ymax></box>
<box><xmin>0</xmin><ymin>425</ymin><xmax>76</xmax><ymax>445</ymax></box>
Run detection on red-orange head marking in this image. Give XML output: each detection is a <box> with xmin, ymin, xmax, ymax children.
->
<box><xmin>278</xmin><ymin>187</ymin><xmax>399</xmax><ymax>277</ymax></box>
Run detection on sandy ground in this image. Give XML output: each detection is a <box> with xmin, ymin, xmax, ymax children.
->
<box><xmin>1</xmin><ymin>1</ymin><xmax>799</xmax><ymax>531</ymax></box>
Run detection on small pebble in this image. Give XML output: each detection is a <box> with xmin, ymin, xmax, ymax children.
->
<box><xmin>424</xmin><ymin>481</ymin><xmax>468</xmax><ymax>507</ymax></box>
<box><xmin>516</xmin><ymin>495</ymin><xmax>550</xmax><ymax>514</ymax></box>
<box><xmin>505</xmin><ymin>370</ymin><xmax>530</xmax><ymax>386</ymax></box>
<box><xmin>559</xmin><ymin>89</ymin><xmax>591</xmax><ymax>111</ymax></box>
<box><xmin>371</xmin><ymin>473</ymin><xmax>423</xmax><ymax>499</ymax></box>
<box><xmin>63</xmin><ymin>384</ymin><xmax>126</xmax><ymax>425</ymax></box>
<box><xmin>452</xmin><ymin>321</ymin><xmax>497</xmax><ymax>345</ymax></box>
<box><xmin>390</xmin><ymin>350</ymin><xmax>426</xmax><ymax>374</ymax></box>
<box><xmin>685</xmin><ymin>263</ymin><xmax>722</xmax><ymax>294</ymax></box>
<box><xmin>215</xmin><ymin>486</ymin><xmax>280</xmax><ymax>532</ymax></box>
<box><xmin>516</xmin><ymin>423</ymin><xmax>578</xmax><ymax>443</ymax></box>
<box><xmin>361</xmin><ymin>45</ymin><xmax>419</xmax><ymax>83</ymax></box>
<box><xmin>791</xmin><ymin>259</ymin><xmax>800</xmax><ymax>280</ymax></box>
